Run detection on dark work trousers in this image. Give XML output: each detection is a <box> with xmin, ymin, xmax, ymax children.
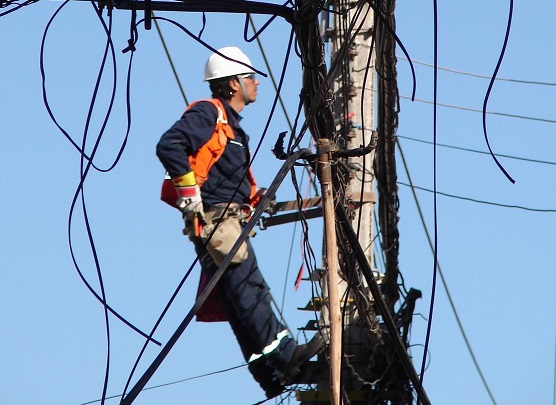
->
<box><xmin>193</xmin><ymin>236</ymin><xmax>295</xmax><ymax>396</ymax></box>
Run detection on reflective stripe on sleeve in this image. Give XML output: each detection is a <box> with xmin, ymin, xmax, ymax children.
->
<box><xmin>247</xmin><ymin>330</ymin><xmax>290</xmax><ymax>363</ymax></box>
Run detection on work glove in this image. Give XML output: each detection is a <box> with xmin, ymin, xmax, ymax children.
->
<box><xmin>172</xmin><ymin>171</ymin><xmax>205</xmax><ymax>221</ymax></box>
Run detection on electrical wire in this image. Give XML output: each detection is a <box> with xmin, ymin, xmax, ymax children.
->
<box><xmin>152</xmin><ymin>12</ymin><xmax>188</xmax><ymax>106</ymax></box>
<box><xmin>79</xmin><ymin>363</ymin><xmax>247</xmax><ymax>405</ymax></box>
<box><xmin>397</xmin><ymin>181</ymin><xmax>556</xmax><ymax>213</ymax></box>
<box><xmin>397</xmin><ymin>134</ymin><xmax>556</xmax><ymax>167</ymax></box>
<box><xmin>398</xmin><ymin>94</ymin><xmax>556</xmax><ymax>124</ymax></box>
<box><xmin>397</xmin><ymin>55</ymin><xmax>556</xmax><ymax>87</ymax></box>
<box><xmin>482</xmin><ymin>0</ymin><xmax>514</xmax><ymax>183</ymax></box>
<box><xmin>417</xmin><ymin>0</ymin><xmax>438</xmax><ymax>402</ymax></box>
<box><xmin>41</xmin><ymin>5</ymin><xmax>186</xmax><ymax>405</ymax></box>
<box><xmin>397</xmin><ymin>139</ymin><xmax>498</xmax><ymax>405</ymax></box>
<box><xmin>41</xmin><ymin>0</ymin><xmax>151</xmax><ymax>343</ymax></box>
<box><xmin>72</xmin><ymin>4</ymin><xmax>118</xmax><ymax>403</ymax></box>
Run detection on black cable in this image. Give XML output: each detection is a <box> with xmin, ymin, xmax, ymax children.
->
<box><xmin>40</xmin><ymin>1</ymin><xmax>91</xmax><ymax>160</ymax></box>
<box><xmin>369</xmin><ymin>0</ymin><xmax>416</xmax><ymax>101</ymax></box>
<box><xmin>277</xmin><ymin>162</ymin><xmax>318</xmax><ymax>316</ymax></box>
<box><xmin>243</xmin><ymin>4</ymin><xmax>283</xmax><ymax>43</ymax></box>
<box><xmin>118</xmin><ymin>16</ymin><xmax>205</xmax><ymax>400</ymax></box>
<box><xmin>78</xmin><ymin>4</ymin><xmax>117</xmax><ymax>403</ymax></box>
<box><xmin>143</xmin><ymin>15</ymin><xmax>267</xmax><ymax>78</ymax></box>
<box><xmin>42</xmin><ymin>4</ymin><xmax>169</xmax><ymax>403</ymax></box>
<box><xmin>352</xmin><ymin>0</ymin><xmax>375</xmax><ymax>242</ymax></box>
<box><xmin>417</xmin><ymin>0</ymin><xmax>438</xmax><ymax>402</ymax></box>
<box><xmin>482</xmin><ymin>0</ymin><xmax>515</xmax><ymax>184</ymax></box>
<box><xmin>0</xmin><ymin>0</ymin><xmax>38</xmax><ymax>17</ymax></box>
<box><xmin>40</xmin><ymin>0</ymin><xmax>160</xmax><ymax>345</ymax></box>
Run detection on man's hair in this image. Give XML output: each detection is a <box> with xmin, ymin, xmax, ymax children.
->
<box><xmin>209</xmin><ymin>76</ymin><xmax>237</xmax><ymax>100</ymax></box>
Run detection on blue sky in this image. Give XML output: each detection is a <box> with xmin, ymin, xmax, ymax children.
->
<box><xmin>1</xmin><ymin>1</ymin><xmax>556</xmax><ymax>404</ymax></box>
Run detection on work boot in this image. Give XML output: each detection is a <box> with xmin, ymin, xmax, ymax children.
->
<box><xmin>283</xmin><ymin>333</ymin><xmax>325</xmax><ymax>385</ymax></box>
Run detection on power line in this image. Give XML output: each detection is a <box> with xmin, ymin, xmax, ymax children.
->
<box><xmin>397</xmin><ymin>139</ymin><xmax>498</xmax><ymax>405</ymax></box>
<box><xmin>398</xmin><ymin>181</ymin><xmax>556</xmax><ymax>213</ymax></box>
<box><xmin>399</xmin><ymin>94</ymin><xmax>556</xmax><ymax>125</ymax></box>
<box><xmin>152</xmin><ymin>12</ymin><xmax>189</xmax><ymax>105</ymax></box>
<box><xmin>80</xmin><ymin>363</ymin><xmax>247</xmax><ymax>405</ymax></box>
<box><xmin>397</xmin><ymin>55</ymin><xmax>556</xmax><ymax>87</ymax></box>
<box><xmin>397</xmin><ymin>134</ymin><xmax>556</xmax><ymax>167</ymax></box>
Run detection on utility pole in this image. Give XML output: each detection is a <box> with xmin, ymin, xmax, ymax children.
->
<box><xmin>298</xmin><ymin>0</ymin><xmax>428</xmax><ymax>404</ymax></box>
<box><xmin>297</xmin><ymin>1</ymin><xmax>378</xmax><ymax>403</ymax></box>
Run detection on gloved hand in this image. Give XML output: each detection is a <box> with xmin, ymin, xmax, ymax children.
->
<box><xmin>254</xmin><ymin>187</ymin><xmax>277</xmax><ymax>214</ymax></box>
<box><xmin>173</xmin><ymin>171</ymin><xmax>204</xmax><ymax>220</ymax></box>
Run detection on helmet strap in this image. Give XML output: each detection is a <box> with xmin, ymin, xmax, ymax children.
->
<box><xmin>237</xmin><ymin>76</ymin><xmax>250</xmax><ymax>105</ymax></box>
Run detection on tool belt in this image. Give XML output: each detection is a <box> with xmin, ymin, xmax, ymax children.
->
<box><xmin>204</xmin><ymin>203</ymin><xmax>250</xmax><ymax>224</ymax></box>
<box><xmin>198</xmin><ymin>203</ymin><xmax>252</xmax><ymax>266</ymax></box>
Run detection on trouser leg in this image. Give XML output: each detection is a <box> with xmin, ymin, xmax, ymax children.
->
<box><xmin>194</xmin><ymin>238</ymin><xmax>296</xmax><ymax>382</ymax></box>
<box><xmin>224</xmin><ymin>306</ymin><xmax>285</xmax><ymax>398</ymax></box>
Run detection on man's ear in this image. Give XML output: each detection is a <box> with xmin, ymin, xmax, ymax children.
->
<box><xmin>228</xmin><ymin>77</ymin><xmax>240</xmax><ymax>93</ymax></box>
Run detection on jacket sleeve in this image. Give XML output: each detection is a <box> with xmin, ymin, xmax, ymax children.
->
<box><xmin>156</xmin><ymin>102</ymin><xmax>218</xmax><ymax>178</ymax></box>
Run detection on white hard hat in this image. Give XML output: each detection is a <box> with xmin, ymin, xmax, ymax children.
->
<box><xmin>204</xmin><ymin>46</ymin><xmax>256</xmax><ymax>81</ymax></box>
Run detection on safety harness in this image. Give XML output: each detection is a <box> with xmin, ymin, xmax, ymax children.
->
<box><xmin>160</xmin><ymin>98</ymin><xmax>260</xmax><ymax>209</ymax></box>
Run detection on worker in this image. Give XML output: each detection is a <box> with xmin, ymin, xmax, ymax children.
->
<box><xmin>156</xmin><ymin>46</ymin><xmax>324</xmax><ymax>398</ymax></box>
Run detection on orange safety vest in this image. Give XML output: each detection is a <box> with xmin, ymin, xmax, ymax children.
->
<box><xmin>160</xmin><ymin>98</ymin><xmax>259</xmax><ymax>209</ymax></box>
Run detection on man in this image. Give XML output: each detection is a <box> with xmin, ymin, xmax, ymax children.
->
<box><xmin>156</xmin><ymin>46</ymin><xmax>324</xmax><ymax>398</ymax></box>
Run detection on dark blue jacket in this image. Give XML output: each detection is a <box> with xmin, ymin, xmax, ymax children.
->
<box><xmin>156</xmin><ymin>99</ymin><xmax>252</xmax><ymax>208</ymax></box>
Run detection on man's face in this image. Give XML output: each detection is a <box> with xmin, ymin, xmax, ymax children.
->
<box><xmin>239</xmin><ymin>73</ymin><xmax>259</xmax><ymax>104</ymax></box>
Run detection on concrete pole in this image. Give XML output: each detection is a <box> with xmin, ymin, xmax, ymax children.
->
<box><xmin>332</xmin><ymin>0</ymin><xmax>376</xmax><ymax>265</ymax></box>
